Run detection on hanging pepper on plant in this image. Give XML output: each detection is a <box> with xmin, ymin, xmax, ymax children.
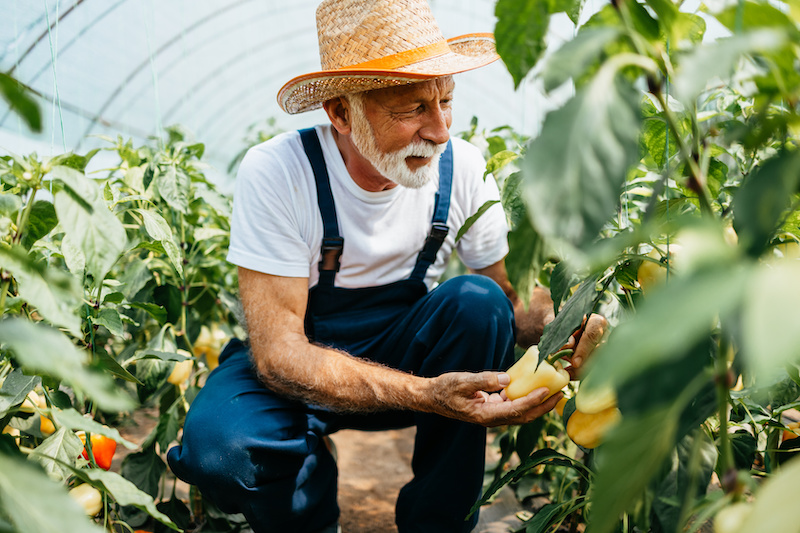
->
<box><xmin>78</xmin><ymin>432</ymin><xmax>117</xmax><ymax>470</ymax></box>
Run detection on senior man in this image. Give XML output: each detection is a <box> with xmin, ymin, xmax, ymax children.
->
<box><xmin>167</xmin><ymin>0</ymin><xmax>605</xmax><ymax>532</ymax></box>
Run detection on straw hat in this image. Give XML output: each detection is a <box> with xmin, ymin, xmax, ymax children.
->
<box><xmin>277</xmin><ymin>0</ymin><xmax>500</xmax><ymax>114</ymax></box>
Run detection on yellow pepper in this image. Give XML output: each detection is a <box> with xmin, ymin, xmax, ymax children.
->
<box><xmin>167</xmin><ymin>350</ymin><xmax>194</xmax><ymax>385</ymax></box>
<box><xmin>575</xmin><ymin>382</ymin><xmax>617</xmax><ymax>415</ymax></box>
<box><xmin>566</xmin><ymin>405</ymin><xmax>621</xmax><ymax>449</ymax></box>
<box><xmin>504</xmin><ymin>346</ymin><xmax>570</xmax><ymax>401</ymax></box>
<box><xmin>69</xmin><ymin>484</ymin><xmax>103</xmax><ymax>516</ymax></box>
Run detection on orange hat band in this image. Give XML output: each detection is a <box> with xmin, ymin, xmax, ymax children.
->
<box><xmin>349</xmin><ymin>40</ymin><xmax>451</xmax><ymax>70</ymax></box>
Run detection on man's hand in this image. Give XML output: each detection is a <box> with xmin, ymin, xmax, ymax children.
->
<box><xmin>426</xmin><ymin>371</ymin><xmax>563</xmax><ymax>427</ymax></box>
<box><xmin>559</xmin><ymin>313</ymin><xmax>608</xmax><ymax>379</ymax></box>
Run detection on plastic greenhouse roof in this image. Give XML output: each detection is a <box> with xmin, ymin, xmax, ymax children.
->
<box><xmin>1</xmin><ymin>0</ymin><xmax>564</xmax><ymax>183</ymax></box>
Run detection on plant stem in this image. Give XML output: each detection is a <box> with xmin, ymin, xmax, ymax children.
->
<box><xmin>715</xmin><ymin>334</ymin><xmax>733</xmax><ymax>479</ymax></box>
<box><xmin>12</xmin><ymin>186</ymin><xmax>39</xmax><ymax>246</ymax></box>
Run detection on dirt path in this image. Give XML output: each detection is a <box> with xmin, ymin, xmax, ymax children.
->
<box><xmin>332</xmin><ymin>427</ymin><xmax>524</xmax><ymax>533</ymax></box>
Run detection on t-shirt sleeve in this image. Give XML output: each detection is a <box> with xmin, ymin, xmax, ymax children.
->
<box><xmin>453</xmin><ymin>141</ymin><xmax>510</xmax><ymax>271</ymax></box>
<box><xmin>226</xmin><ymin>138</ymin><xmax>313</xmax><ymax>278</ymax></box>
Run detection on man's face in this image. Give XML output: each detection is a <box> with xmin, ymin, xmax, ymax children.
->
<box><xmin>347</xmin><ymin>77</ymin><xmax>454</xmax><ymax>189</ymax></box>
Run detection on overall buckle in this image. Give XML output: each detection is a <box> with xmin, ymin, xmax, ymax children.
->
<box><xmin>319</xmin><ymin>237</ymin><xmax>344</xmax><ymax>272</ymax></box>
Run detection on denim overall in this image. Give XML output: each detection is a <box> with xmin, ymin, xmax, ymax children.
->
<box><xmin>167</xmin><ymin>128</ymin><xmax>517</xmax><ymax>532</ymax></box>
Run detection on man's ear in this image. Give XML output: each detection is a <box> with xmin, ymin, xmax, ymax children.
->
<box><xmin>323</xmin><ymin>97</ymin><xmax>351</xmax><ymax>135</ymax></box>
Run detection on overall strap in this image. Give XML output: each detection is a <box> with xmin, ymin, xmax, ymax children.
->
<box><xmin>299</xmin><ymin>128</ymin><xmax>343</xmax><ymax>287</ymax></box>
<box><xmin>410</xmin><ymin>140</ymin><xmax>453</xmax><ymax>281</ymax></box>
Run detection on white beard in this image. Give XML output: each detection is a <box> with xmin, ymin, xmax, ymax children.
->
<box><xmin>347</xmin><ymin>94</ymin><xmax>447</xmax><ymax>189</ymax></box>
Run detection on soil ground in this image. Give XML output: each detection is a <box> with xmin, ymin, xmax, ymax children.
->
<box><xmin>330</xmin><ymin>427</ymin><xmax>525</xmax><ymax>533</ymax></box>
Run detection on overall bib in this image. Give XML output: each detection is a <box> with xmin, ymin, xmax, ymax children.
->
<box><xmin>167</xmin><ymin>128</ymin><xmax>517</xmax><ymax>533</ymax></box>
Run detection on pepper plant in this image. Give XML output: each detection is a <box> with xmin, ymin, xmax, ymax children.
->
<box><xmin>467</xmin><ymin>0</ymin><xmax>800</xmax><ymax>531</ymax></box>
<box><xmin>0</xmin><ymin>76</ymin><xmax>242</xmax><ymax>532</ymax></box>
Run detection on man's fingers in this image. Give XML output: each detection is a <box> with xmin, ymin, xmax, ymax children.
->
<box><xmin>572</xmin><ymin>314</ymin><xmax>607</xmax><ymax>367</ymax></box>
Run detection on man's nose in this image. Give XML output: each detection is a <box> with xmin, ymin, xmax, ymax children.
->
<box><xmin>419</xmin><ymin>107</ymin><xmax>450</xmax><ymax>145</ymax></box>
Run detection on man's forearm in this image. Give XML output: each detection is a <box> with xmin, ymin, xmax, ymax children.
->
<box><xmin>251</xmin><ymin>333</ymin><xmax>433</xmax><ymax>414</ymax></box>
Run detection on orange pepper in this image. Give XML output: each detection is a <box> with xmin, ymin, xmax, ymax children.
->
<box><xmin>78</xmin><ymin>433</ymin><xmax>117</xmax><ymax>470</ymax></box>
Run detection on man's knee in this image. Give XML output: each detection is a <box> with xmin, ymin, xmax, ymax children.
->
<box><xmin>434</xmin><ymin>274</ymin><xmax>514</xmax><ymax>331</ymax></box>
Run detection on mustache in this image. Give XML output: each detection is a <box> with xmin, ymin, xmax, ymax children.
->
<box><xmin>395</xmin><ymin>140</ymin><xmax>448</xmax><ymax>159</ymax></box>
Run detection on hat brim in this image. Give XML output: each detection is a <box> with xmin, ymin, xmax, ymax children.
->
<box><xmin>277</xmin><ymin>33</ymin><xmax>500</xmax><ymax>114</ymax></box>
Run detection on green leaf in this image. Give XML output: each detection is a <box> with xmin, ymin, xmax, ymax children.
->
<box><xmin>120</xmin><ymin>446</ymin><xmax>166</xmax><ymax>499</ymax></box>
<box><xmin>715</xmin><ymin>1</ymin><xmax>800</xmax><ymax>33</ymax></box>
<box><xmin>52</xmin><ymin>408</ymin><xmax>137</xmax><ymax>449</ymax></box>
<box><xmin>155</xmin><ymin>165</ymin><xmax>189</xmax><ymax>214</ymax></box>
<box><xmin>456</xmin><ymin>200</ymin><xmax>499</xmax><ymax>242</ymax></box>
<box><xmin>21</xmin><ymin>201</ymin><xmax>58</xmax><ymax>250</ymax></box>
<box><xmin>0</xmin><ymin>193</ymin><xmax>22</xmax><ymax>217</ymax></box>
<box><xmin>484</xmin><ymin>150</ymin><xmax>519</xmax><ymax>179</ymax></box>
<box><xmin>541</xmin><ymin>27</ymin><xmax>621</xmax><ymax>92</ymax></box>
<box><xmin>93</xmin><ymin>307</ymin><xmax>125</xmax><ymax>337</ymax></box>
<box><xmin>736</xmin><ymin>454</ymin><xmax>800</xmax><ymax>532</ymax></box>
<box><xmin>155</xmin><ymin>400</ymin><xmax>182</xmax><ymax>453</ymax></box>
<box><xmin>52</xmin><ymin>166</ymin><xmax>126</xmax><ymax>281</ymax></box>
<box><xmin>640</xmin><ymin>116</ymin><xmax>679</xmax><ymax>170</ymax></box>
<box><xmin>537</xmin><ymin>274</ymin><xmax>600</xmax><ymax>360</ymax></box>
<box><xmin>494</xmin><ymin>0</ymin><xmax>552</xmax><ymax>87</ymax></box>
<box><xmin>521</xmin><ymin>73</ymin><xmax>641</xmax><ymax>250</ymax></box>
<box><xmin>28</xmin><ymin>426</ymin><xmax>84</xmax><ymax>482</ymax></box>
<box><xmin>0</xmin><ymin>72</ymin><xmax>41</xmax><ymax>133</ymax></box>
<box><xmin>652</xmin><ymin>430</ymin><xmax>718</xmax><ymax>532</ymax></box>
<box><xmin>505</xmin><ymin>216</ymin><xmax>547</xmax><ymax>306</ymax></box>
<box><xmin>583</xmin><ymin>263</ymin><xmax>750</xmax><ymax>393</ymax></box>
<box><xmin>590</xmin><ymin>407</ymin><xmax>679</xmax><ymax>533</ymax></box>
<box><xmin>134</xmin><ymin>208</ymin><xmax>183</xmax><ymax>277</ymax></box>
<box><xmin>127</xmin><ymin>302</ymin><xmax>168</xmax><ymax>324</ymax></box>
<box><xmin>82</xmin><ymin>468</ymin><xmax>177</xmax><ymax>530</ymax></box>
<box><xmin>733</xmin><ymin>151</ymin><xmax>800</xmax><ymax>257</ymax></box>
<box><xmin>468</xmin><ymin>447</ymin><xmax>591</xmax><ymax>518</ymax></box>
<box><xmin>0</xmin><ymin>245</ymin><xmax>82</xmax><ymax>336</ymax></box>
<box><xmin>673</xmin><ymin>30</ymin><xmax>788</xmax><ymax>106</ymax></box>
<box><xmin>742</xmin><ymin>260</ymin><xmax>800</xmax><ymax>384</ymax></box>
<box><xmin>0</xmin><ymin>369</ymin><xmax>39</xmax><ymax>418</ymax></box>
<box><xmin>0</xmin><ymin>318</ymin><xmax>135</xmax><ymax>412</ymax></box>
<box><xmin>0</xmin><ymin>453</ymin><xmax>105</xmax><ymax>533</ymax></box>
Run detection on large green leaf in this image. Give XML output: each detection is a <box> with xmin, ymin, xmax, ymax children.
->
<box><xmin>28</xmin><ymin>427</ymin><xmax>84</xmax><ymax>482</ymax></box>
<box><xmin>81</xmin><ymin>468</ymin><xmax>177</xmax><ymax>530</ymax></box>
<box><xmin>494</xmin><ymin>0</ymin><xmax>552</xmax><ymax>87</ymax></box>
<box><xmin>673</xmin><ymin>30</ymin><xmax>788</xmax><ymax>106</ymax></box>
<box><xmin>521</xmin><ymin>72</ymin><xmax>641</xmax><ymax>250</ymax></box>
<box><xmin>589</xmin><ymin>406</ymin><xmax>679</xmax><ymax>533</ymax></box>
<box><xmin>733</xmin><ymin>151</ymin><xmax>800</xmax><ymax>257</ymax></box>
<box><xmin>0</xmin><ymin>318</ymin><xmax>135</xmax><ymax>412</ymax></box>
<box><xmin>736</xmin><ymin>455</ymin><xmax>800</xmax><ymax>532</ymax></box>
<box><xmin>0</xmin><ymin>245</ymin><xmax>82</xmax><ymax>336</ymax></box>
<box><xmin>0</xmin><ymin>453</ymin><xmax>105</xmax><ymax>533</ymax></box>
<box><xmin>541</xmin><ymin>27</ymin><xmax>621</xmax><ymax>92</ymax></box>
<box><xmin>582</xmin><ymin>263</ymin><xmax>751</xmax><ymax>394</ymax></box>
<box><xmin>742</xmin><ymin>260</ymin><xmax>800</xmax><ymax>384</ymax></box>
<box><xmin>0</xmin><ymin>72</ymin><xmax>41</xmax><ymax>133</ymax></box>
<box><xmin>51</xmin><ymin>166</ymin><xmax>126</xmax><ymax>281</ymax></box>
<box><xmin>52</xmin><ymin>409</ymin><xmax>137</xmax><ymax>449</ymax></box>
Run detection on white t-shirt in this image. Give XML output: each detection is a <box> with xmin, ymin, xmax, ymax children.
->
<box><xmin>227</xmin><ymin>124</ymin><xmax>509</xmax><ymax>290</ymax></box>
